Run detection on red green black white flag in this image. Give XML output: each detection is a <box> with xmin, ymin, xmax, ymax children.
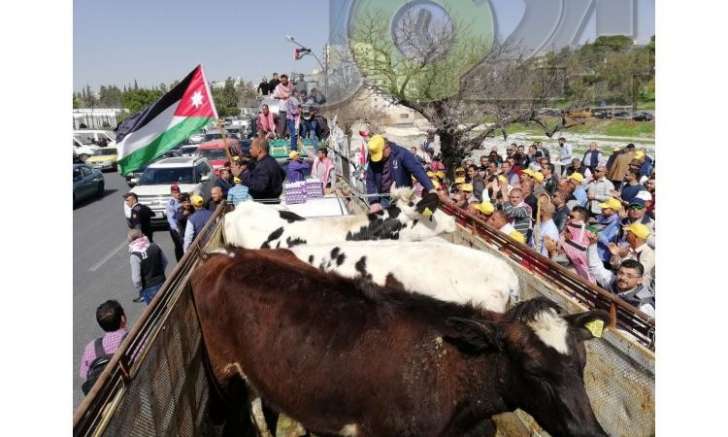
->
<box><xmin>116</xmin><ymin>65</ymin><xmax>218</xmax><ymax>175</ymax></box>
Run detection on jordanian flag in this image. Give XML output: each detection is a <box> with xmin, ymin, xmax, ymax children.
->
<box><xmin>116</xmin><ymin>65</ymin><xmax>217</xmax><ymax>175</ymax></box>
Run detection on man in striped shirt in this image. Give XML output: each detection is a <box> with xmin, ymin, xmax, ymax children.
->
<box><xmin>501</xmin><ymin>187</ymin><xmax>533</xmax><ymax>240</ymax></box>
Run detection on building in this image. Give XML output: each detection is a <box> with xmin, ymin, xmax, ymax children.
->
<box><xmin>73</xmin><ymin>108</ymin><xmax>127</xmax><ymax>130</ymax></box>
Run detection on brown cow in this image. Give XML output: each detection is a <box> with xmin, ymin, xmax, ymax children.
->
<box><xmin>192</xmin><ymin>248</ymin><xmax>609</xmax><ymax>437</ymax></box>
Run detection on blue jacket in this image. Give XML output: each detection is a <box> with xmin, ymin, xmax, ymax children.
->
<box><xmin>287</xmin><ymin>159</ymin><xmax>310</xmax><ymax>182</ymax></box>
<box><xmin>366</xmin><ymin>143</ymin><xmax>433</xmax><ymax>204</ymax></box>
<box><xmin>596</xmin><ymin>213</ymin><xmax>621</xmax><ymax>262</ymax></box>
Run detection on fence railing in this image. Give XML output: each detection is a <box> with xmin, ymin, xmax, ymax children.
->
<box><xmin>336</xmin><ymin>177</ymin><xmax>655</xmax><ymax>350</ymax></box>
<box><xmin>72</xmin><ymin>204</ymin><xmax>227</xmax><ymax>437</ymax></box>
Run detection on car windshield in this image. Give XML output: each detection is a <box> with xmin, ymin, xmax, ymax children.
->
<box><xmin>200</xmin><ymin>148</ymin><xmax>227</xmax><ymax>161</ymax></box>
<box><xmin>139</xmin><ymin>167</ymin><xmax>195</xmax><ymax>185</ymax></box>
<box><xmin>95</xmin><ymin>149</ymin><xmax>117</xmax><ymax>156</ymax></box>
<box><xmin>204</xmin><ymin>133</ymin><xmax>223</xmax><ymax>141</ymax></box>
<box><xmin>74</xmin><ymin>133</ymin><xmax>96</xmax><ymax>145</ymax></box>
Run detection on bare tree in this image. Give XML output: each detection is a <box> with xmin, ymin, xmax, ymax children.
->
<box><xmin>348</xmin><ymin>6</ymin><xmax>584</xmax><ymax>172</ymax></box>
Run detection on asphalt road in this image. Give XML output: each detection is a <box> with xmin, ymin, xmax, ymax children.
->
<box><xmin>73</xmin><ymin>170</ymin><xmax>177</xmax><ymax>409</ymax></box>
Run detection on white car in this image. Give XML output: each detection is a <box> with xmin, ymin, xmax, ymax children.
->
<box><xmin>73</xmin><ymin>137</ymin><xmax>99</xmax><ymax>161</ymax></box>
<box><xmin>188</xmin><ymin>132</ymin><xmax>206</xmax><ymax>144</ymax></box>
<box><xmin>130</xmin><ymin>156</ymin><xmax>214</xmax><ymax>225</ymax></box>
<box><xmin>73</xmin><ymin>129</ymin><xmax>117</xmax><ymax>161</ymax></box>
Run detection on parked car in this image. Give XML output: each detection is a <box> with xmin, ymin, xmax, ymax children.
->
<box><xmin>85</xmin><ymin>148</ymin><xmax>118</xmax><ymax>171</ymax></box>
<box><xmin>613</xmin><ymin>110</ymin><xmax>631</xmax><ymax>119</ymax></box>
<box><xmin>73</xmin><ymin>164</ymin><xmax>105</xmax><ymax>205</ymax></box>
<box><xmin>130</xmin><ymin>156</ymin><xmax>214</xmax><ymax>225</ymax></box>
<box><xmin>74</xmin><ymin>129</ymin><xmax>116</xmax><ymax>148</ymax></box>
<box><xmin>73</xmin><ymin>137</ymin><xmax>100</xmax><ymax>162</ymax></box>
<box><xmin>632</xmin><ymin>111</ymin><xmax>654</xmax><ymax>122</ymax></box>
<box><xmin>179</xmin><ymin>144</ymin><xmax>200</xmax><ymax>157</ymax></box>
<box><xmin>188</xmin><ymin>132</ymin><xmax>206</xmax><ymax>144</ymax></box>
<box><xmin>593</xmin><ymin>110</ymin><xmax>611</xmax><ymax>120</ymax></box>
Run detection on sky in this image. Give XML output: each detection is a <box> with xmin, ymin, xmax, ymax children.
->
<box><xmin>74</xmin><ymin>0</ymin><xmax>655</xmax><ymax>91</ymax></box>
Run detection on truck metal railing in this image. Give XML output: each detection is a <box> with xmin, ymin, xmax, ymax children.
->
<box><xmin>73</xmin><ymin>203</ymin><xmax>228</xmax><ymax>437</ymax></box>
<box><xmin>335</xmin><ymin>177</ymin><xmax>655</xmax><ymax>350</ymax></box>
<box><xmin>441</xmin><ymin>201</ymin><xmax>655</xmax><ymax>349</ymax></box>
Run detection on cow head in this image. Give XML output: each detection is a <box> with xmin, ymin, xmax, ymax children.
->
<box><xmin>384</xmin><ymin>186</ymin><xmax>456</xmax><ymax>238</ymax></box>
<box><xmin>445</xmin><ymin>298</ymin><xmax>609</xmax><ymax>437</ymax></box>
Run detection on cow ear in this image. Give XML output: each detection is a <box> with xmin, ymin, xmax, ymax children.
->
<box><xmin>444</xmin><ymin>317</ymin><xmax>502</xmax><ymax>354</ymax></box>
<box><xmin>565</xmin><ymin>310</ymin><xmax>610</xmax><ymax>341</ymax></box>
<box><xmin>416</xmin><ymin>192</ymin><xmax>440</xmax><ymax>217</ymax></box>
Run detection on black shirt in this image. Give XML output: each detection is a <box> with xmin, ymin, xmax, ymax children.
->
<box><xmin>128</xmin><ymin>203</ymin><xmax>154</xmax><ymax>240</ymax></box>
<box><xmin>268</xmin><ymin>79</ymin><xmax>280</xmax><ymax>95</ymax></box>
<box><xmin>258</xmin><ymin>81</ymin><xmax>270</xmax><ymax>95</ymax></box>
<box><xmin>242</xmin><ymin>155</ymin><xmax>286</xmax><ymax>200</ymax></box>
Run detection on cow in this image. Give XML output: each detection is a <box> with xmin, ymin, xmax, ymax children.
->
<box><xmin>287</xmin><ymin>241</ymin><xmax>520</xmax><ymax>313</ymax></box>
<box><xmin>192</xmin><ymin>248</ymin><xmax>609</xmax><ymax>437</ymax></box>
<box><xmin>222</xmin><ymin>187</ymin><xmax>456</xmax><ymax>249</ymax></box>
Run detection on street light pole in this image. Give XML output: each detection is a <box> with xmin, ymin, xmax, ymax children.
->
<box><xmin>285</xmin><ymin>35</ymin><xmax>329</xmax><ymax>99</ymax></box>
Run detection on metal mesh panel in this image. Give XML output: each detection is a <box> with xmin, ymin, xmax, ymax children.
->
<box><xmin>448</xmin><ymin>229</ymin><xmax>655</xmax><ymax>437</ymax></box>
<box><xmin>101</xmin><ymin>286</ymin><xmax>217</xmax><ymax>437</ymax></box>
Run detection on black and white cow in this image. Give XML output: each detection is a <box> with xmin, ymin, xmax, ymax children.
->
<box><xmin>288</xmin><ymin>241</ymin><xmax>520</xmax><ymax>313</ymax></box>
<box><xmin>223</xmin><ymin>187</ymin><xmax>456</xmax><ymax>249</ymax></box>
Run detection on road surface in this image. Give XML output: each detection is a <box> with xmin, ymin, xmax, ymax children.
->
<box><xmin>73</xmin><ymin>170</ymin><xmax>177</xmax><ymax>409</ymax></box>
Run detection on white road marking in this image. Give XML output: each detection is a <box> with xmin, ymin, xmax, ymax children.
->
<box><xmin>89</xmin><ymin>240</ymin><xmax>128</xmax><ymax>272</ymax></box>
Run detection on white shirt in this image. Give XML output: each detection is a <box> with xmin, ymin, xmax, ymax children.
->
<box><xmin>559</xmin><ymin>143</ymin><xmax>573</xmax><ymax>165</ymax></box>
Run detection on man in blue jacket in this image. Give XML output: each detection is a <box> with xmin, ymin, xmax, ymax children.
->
<box><xmin>366</xmin><ymin>135</ymin><xmax>434</xmax><ymax>213</ymax></box>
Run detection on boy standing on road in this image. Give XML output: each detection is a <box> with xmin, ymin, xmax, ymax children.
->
<box><xmin>79</xmin><ymin>300</ymin><xmax>128</xmax><ymax>390</ymax></box>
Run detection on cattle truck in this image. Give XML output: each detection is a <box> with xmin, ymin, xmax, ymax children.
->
<box><xmin>74</xmin><ymin>179</ymin><xmax>655</xmax><ymax>437</ymax></box>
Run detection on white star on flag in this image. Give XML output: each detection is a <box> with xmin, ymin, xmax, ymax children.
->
<box><xmin>191</xmin><ymin>91</ymin><xmax>204</xmax><ymax>108</ymax></box>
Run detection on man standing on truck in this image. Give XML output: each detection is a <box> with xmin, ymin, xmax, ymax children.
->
<box><xmin>365</xmin><ymin>135</ymin><xmax>434</xmax><ymax>213</ymax></box>
<box><xmin>183</xmin><ymin>195</ymin><xmax>213</xmax><ymax>253</ymax></box>
<box><xmin>128</xmin><ymin>229</ymin><xmax>168</xmax><ymax>304</ymax></box>
<box><xmin>241</xmin><ymin>137</ymin><xmax>285</xmax><ymax>201</ymax></box>
<box><xmin>272</xmin><ymin>74</ymin><xmax>293</xmax><ymax>137</ymax></box>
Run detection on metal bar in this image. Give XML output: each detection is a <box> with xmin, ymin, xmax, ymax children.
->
<box><xmin>73</xmin><ymin>203</ymin><xmax>228</xmax><ymax>434</ymax></box>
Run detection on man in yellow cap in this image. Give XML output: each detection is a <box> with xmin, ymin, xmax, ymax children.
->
<box><xmin>565</xmin><ymin>172</ymin><xmax>588</xmax><ymax>208</ymax></box>
<box><xmin>286</xmin><ymin>150</ymin><xmax>310</xmax><ymax>182</ymax></box>
<box><xmin>593</xmin><ymin>197</ymin><xmax>623</xmax><ymax>263</ymax></box>
<box><xmin>471</xmin><ymin>200</ymin><xmax>495</xmax><ymax>219</ymax></box>
<box><xmin>608</xmin><ymin>222</ymin><xmax>654</xmax><ymax>288</ymax></box>
<box><xmin>183</xmin><ymin>194</ymin><xmax>213</xmax><ymax>253</ymax></box>
<box><xmin>487</xmin><ymin>210</ymin><xmax>526</xmax><ymax>244</ymax></box>
<box><xmin>365</xmin><ymin>134</ymin><xmax>434</xmax><ymax>212</ymax></box>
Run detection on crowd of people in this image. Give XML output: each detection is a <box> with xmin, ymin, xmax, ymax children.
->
<box><xmin>254</xmin><ymin>72</ymin><xmax>329</xmax><ymax>150</ymax></box>
<box><xmin>364</xmin><ymin>134</ymin><xmax>656</xmax><ymax>319</ymax></box>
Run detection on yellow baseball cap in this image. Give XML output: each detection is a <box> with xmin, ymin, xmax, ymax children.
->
<box><xmin>367</xmin><ymin>135</ymin><xmax>386</xmax><ymax>162</ymax></box>
<box><xmin>289</xmin><ymin>151</ymin><xmax>300</xmax><ymax>160</ymax></box>
<box><xmin>460</xmin><ymin>183</ymin><xmax>473</xmax><ymax>192</ymax></box>
<box><xmin>522</xmin><ymin>169</ymin><xmax>535</xmax><ymax>178</ymax></box>
<box><xmin>427</xmin><ymin>171</ymin><xmax>435</xmax><ymax>178</ymax></box>
<box><xmin>475</xmin><ymin>201</ymin><xmax>495</xmax><ymax>215</ymax></box>
<box><xmin>498</xmin><ymin>175</ymin><xmax>507</xmax><ymax>184</ymax></box>
<box><xmin>436</xmin><ymin>171</ymin><xmax>446</xmax><ymax>179</ymax></box>
<box><xmin>599</xmin><ymin>197</ymin><xmax>622</xmax><ymax>211</ymax></box>
<box><xmin>568</xmin><ymin>173</ymin><xmax>584</xmax><ymax>184</ymax></box>
<box><xmin>532</xmin><ymin>171</ymin><xmax>544</xmax><ymax>183</ymax></box>
<box><xmin>454</xmin><ymin>176</ymin><xmax>466</xmax><ymax>184</ymax></box>
<box><xmin>233</xmin><ymin>177</ymin><xmax>241</xmax><ymax>184</ymax></box>
<box><xmin>191</xmin><ymin>195</ymin><xmax>205</xmax><ymax>207</ymax></box>
<box><xmin>624</xmin><ymin>222</ymin><xmax>651</xmax><ymax>240</ymax></box>
<box><xmin>635</xmin><ymin>150</ymin><xmax>646</xmax><ymax>160</ymax></box>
